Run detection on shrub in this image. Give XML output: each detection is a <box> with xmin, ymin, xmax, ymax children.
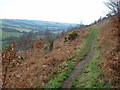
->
<box><xmin>42</xmin><ymin>40</ymin><xmax>54</xmax><ymax>52</ymax></box>
<box><xmin>64</xmin><ymin>30</ymin><xmax>79</xmax><ymax>42</ymax></box>
<box><xmin>2</xmin><ymin>43</ymin><xmax>17</xmax><ymax>87</ymax></box>
<box><xmin>29</xmin><ymin>38</ymin><xmax>44</xmax><ymax>49</ymax></box>
<box><xmin>49</xmin><ymin>40</ymin><xmax>54</xmax><ymax>51</ymax></box>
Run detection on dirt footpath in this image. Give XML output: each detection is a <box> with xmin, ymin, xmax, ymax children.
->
<box><xmin>61</xmin><ymin>35</ymin><xmax>94</xmax><ymax>88</ymax></box>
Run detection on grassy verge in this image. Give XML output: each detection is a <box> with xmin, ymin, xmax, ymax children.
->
<box><xmin>70</xmin><ymin>28</ymin><xmax>112</xmax><ymax>88</ymax></box>
<box><xmin>44</xmin><ymin>28</ymin><xmax>97</xmax><ymax>88</ymax></box>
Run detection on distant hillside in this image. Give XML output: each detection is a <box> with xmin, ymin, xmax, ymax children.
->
<box><xmin>1</xmin><ymin>19</ymin><xmax>78</xmax><ymax>33</ymax></box>
<box><xmin>0</xmin><ymin>19</ymin><xmax>78</xmax><ymax>50</ymax></box>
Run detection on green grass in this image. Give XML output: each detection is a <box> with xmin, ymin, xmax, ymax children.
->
<box><xmin>70</xmin><ymin>28</ymin><xmax>112</xmax><ymax>88</ymax></box>
<box><xmin>44</xmin><ymin>28</ymin><xmax>97</xmax><ymax>88</ymax></box>
<box><xmin>0</xmin><ymin>30</ymin><xmax>23</xmax><ymax>39</ymax></box>
<box><xmin>0</xmin><ymin>30</ymin><xmax>23</xmax><ymax>50</ymax></box>
<box><xmin>1</xmin><ymin>26</ymin><xmax>32</xmax><ymax>32</ymax></box>
<box><xmin>44</xmin><ymin>58</ymin><xmax>76</xmax><ymax>88</ymax></box>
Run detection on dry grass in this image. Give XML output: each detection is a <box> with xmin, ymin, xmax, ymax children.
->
<box><xmin>3</xmin><ymin>27</ymin><xmax>87</xmax><ymax>88</ymax></box>
<box><xmin>93</xmin><ymin>16</ymin><xmax>120</xmax><ymax>88</ymax></box>
<box><xmin>3</xmin><ymin>16</ymin><xmax>119</xmax><ymax>88</ymax></box>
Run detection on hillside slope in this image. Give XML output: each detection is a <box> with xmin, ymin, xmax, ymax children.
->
<box><xmin>1</xmin><ymin>19</ymin><xmax>77</xmax><ymax>33</ymax></box>
<box><xmin>93</xmin><ymin>16</ymin><xmax>120</xmax><ymax>88</ymax></box>
<box><xmin>1</xmin><ymin>16</ymin><xmax>119</xmax><ymax>88</ymax></box>
<box><xmin>3</xmin><ymin>27</ymin><xmax>87</xmax><ymax>88</ymax></box>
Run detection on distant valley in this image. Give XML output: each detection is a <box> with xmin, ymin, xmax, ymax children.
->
<box><xmin>0</xmin><ymin>19</ymin><xmax>78</xmax><ymax>49</ymax></box>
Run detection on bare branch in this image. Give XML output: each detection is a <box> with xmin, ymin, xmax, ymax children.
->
<box><xmin>105</xmin><ymin>0</ymin><xmax>120</xmax><ymax>15</ymax></box>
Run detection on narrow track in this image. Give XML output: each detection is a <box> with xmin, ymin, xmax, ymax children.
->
<box><xmin>61</xmin><ymin>37</ymin><xmax>94</xmax><ymax>88</ymax></box>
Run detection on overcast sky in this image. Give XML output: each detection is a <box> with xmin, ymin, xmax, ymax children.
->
<box><xmin>0</xmin><ymin>0</ymin><xmax>110</xmax><ymax>24</ymax></box>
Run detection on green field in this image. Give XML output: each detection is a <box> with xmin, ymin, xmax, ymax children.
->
<box><xmin>0</xmin><ymin>30</ymin><xmax>23</xmax><ymax>40</ymax></box>
<box><xmin>1</xmin><ymin>19</ymin><xmax>77</xmax><ymax>33</ymax></box>
<box><xmin>1</xmin><ymin>26</ymin><xmax>31</xmax><ymax>32</ymax></box>
<box><xmin>0</xmin><ymin>30</ymin><xmax>23</xmax><ymax>50</ymax></box>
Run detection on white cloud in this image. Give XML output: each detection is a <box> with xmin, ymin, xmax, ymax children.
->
<box><xmin>0</xmin><ymin>0</ymin><xmax>110</xmax><ymax>24</ymax></box>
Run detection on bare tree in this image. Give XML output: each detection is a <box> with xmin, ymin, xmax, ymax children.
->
<box><xmin>105</xmin><ymin>0</ymin><xmax>120</xmax><ymax>15</ymax></box>
<box><xmin>105</xmin><ymin>0</ymin><xmax>120</xmax><ymax>38</ymax></box>
<box><xmin>44</xmin><ymin>29</ymin><xmax>52</xmax><ymax>43</ymax></box>
<box><xmin>44</xmin><ymin>29</ymin><xmax>55</xmax><ymax>51</ymax></box>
